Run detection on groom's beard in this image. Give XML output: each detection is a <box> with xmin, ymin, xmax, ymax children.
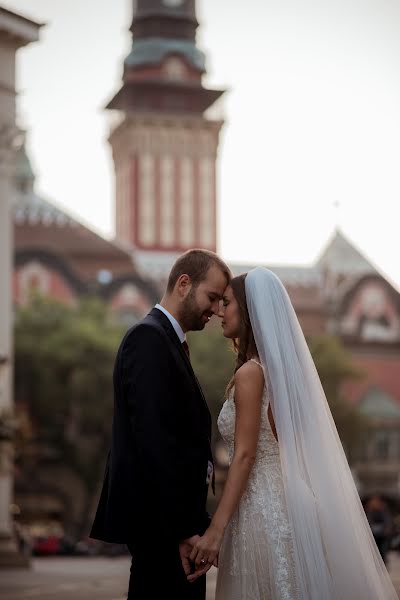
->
<box><xmin>179</xmin><ymin>289</ymin><xmax>209</xmax><ymax>332</ymax></box>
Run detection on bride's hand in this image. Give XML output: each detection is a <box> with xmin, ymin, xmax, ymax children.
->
<box><xmin>188</xmin><ymin>524</ymin><xmax>223</xmax><ymax>575</ymax></box>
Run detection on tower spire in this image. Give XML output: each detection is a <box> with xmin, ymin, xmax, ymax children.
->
<box><xmin>108</xmin><ymin>0</ymin><xmax>225</xmax><ymax>273</ymax></box>
<box><xmin>131</xmin><ymin>0</ymin><xmax>198</xmax><ymax>31</ymax></box>
<box><xmin>107</xmin><ymin>0</ymin><xmax>223</xmax><ymax>114</ymax></box>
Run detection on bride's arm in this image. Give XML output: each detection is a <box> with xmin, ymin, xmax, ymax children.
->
<box><xmin>188</xmin><ymin>360</ymin><xmax>264</xmax><ymax>575</ymax></box>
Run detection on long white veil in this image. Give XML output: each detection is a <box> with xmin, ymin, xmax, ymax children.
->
<box><xmin>245</xmin><ymin>266</ymin><xmax>397</xmax><ymax>599</ymax></box>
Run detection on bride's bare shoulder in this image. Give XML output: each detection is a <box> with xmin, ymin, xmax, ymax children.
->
<box><xmin>234</xmin><ymin>360</ymin><xmax>264</xmax><ymax>387</ymax></box>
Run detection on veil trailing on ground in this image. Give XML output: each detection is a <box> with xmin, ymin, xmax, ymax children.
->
<box><xmin>245</xmin><ymin>267</ymin><xmax>397</xmax><ymax>600</ymax></box>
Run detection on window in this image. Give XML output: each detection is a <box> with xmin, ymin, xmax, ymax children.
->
<box><xmin>375</xmin><ymin>430</ymin><xmax>390</xmax><ymax>460</ymax></box>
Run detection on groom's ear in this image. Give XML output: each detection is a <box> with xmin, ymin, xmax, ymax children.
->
<box><xmin>176</xmin><ymin>273</ymin><xmax>192</xmax><ymax>298</ymax></box>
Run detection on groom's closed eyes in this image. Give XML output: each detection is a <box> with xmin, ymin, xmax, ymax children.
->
<box><xmin>208</xmin><ymin>293</ymin><xmax>221</xmax><ymax>303</ymax></box>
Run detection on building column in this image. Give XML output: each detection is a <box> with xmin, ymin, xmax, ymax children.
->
<box><xmin>0</xmin><ymin>8</ymin><xmax>42</xmax><ymax>566</ymax></box>
<box><xmin>0</xmin><ymin>123</ymin><xmax>23</xmax><ymax>565</ymax></box>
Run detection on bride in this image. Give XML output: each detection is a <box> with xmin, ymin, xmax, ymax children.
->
<box><xmin>188</xmin><ymin>267</ymin><xmax>398</xmax><ymax>599</ymax></box>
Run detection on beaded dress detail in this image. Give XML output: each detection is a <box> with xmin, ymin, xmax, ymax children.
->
<box><xmin>215</xmin><ymin>359</ymin><xmax>299</xmax><ymax>600</ymax></box>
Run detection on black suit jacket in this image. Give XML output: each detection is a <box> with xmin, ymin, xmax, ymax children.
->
<box><xmin>90</xmin><ymin>308</ymin><xmax>214</xmax><ymax>544</ymax></box>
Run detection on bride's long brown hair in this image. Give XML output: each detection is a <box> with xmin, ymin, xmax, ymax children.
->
<box><xmin>226</xmin><ymin>273</ymin><xmax>258</xmax><ymax>395</ymax></box>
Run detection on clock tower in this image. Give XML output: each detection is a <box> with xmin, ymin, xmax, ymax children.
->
<box><xmin>107</xmin><ymin>0</ymin><xmax>225</xmax><ymax>277</ymax></box>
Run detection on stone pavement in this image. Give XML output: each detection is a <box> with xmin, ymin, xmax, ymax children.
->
<box><xmin>0</xmin><ymin>556</ymin><xmax>130</xmax><ymax>600</ymax></box>
<box><xmin>0</xmin><ymin>552</ymin><xmax>399</xmax><ymax>599</ymax></box>
<box><xmin>0</xmin><ymin>556</ymin><xmax>218</xmax><ymax>600</ymax></box>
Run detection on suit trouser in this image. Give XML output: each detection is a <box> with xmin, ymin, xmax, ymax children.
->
<box><xmin>127</xmin><ymin>542</ymin><xmax>206</xmax><ymax>600</ymax></box>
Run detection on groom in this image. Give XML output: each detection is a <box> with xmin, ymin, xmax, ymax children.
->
<box><xmin>90</xmin><ymin>249</ymin><xmax>231</xmax><ymax>599</ymax></box>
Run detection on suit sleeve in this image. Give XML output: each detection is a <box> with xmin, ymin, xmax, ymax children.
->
<box><xmin>120</xmin><ymin>324</ymin><xmax>206</xmax><ymax>541</ymax></box>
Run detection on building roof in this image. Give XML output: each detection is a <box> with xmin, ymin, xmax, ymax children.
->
<box><xmin>230</xmin><ymin>229</ymin><xmax>382</xmax><ymax>292</ymax></box>
<box><xmin>125</xmin><ymin>37</ymin><xmax>205</xmax><ymax>72</ymax></box>
<box><xmin>228</xmin><ymin>230</ymin><xmax>390</xmax><ymax>313</ymax></box>
<box><xmin>315</xmin><ymin>229</ymin><xmax>377</xmax><ymax>276</ymax></box>
<box><xmin>14</xmin><ymin>202</ymin><xmax>137</xmax><ymax>281</ymax></box>
<box><xmin>0</xmin><ymin>6</ymin><xmax>43</xmax><ymax>46</ymax></box>
<box><xmin>13</xmin><ymin>144</ymin><xmax>138</xmax><ymax>281</ymax></box>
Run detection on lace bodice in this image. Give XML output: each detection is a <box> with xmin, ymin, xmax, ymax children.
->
<box><xmin>216</xmin><ymin>360</ymin><xmax>299</xmax><ymax>600</ymax></box>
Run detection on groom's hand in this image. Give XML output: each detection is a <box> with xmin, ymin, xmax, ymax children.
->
<box><xmin>187</xmin><ymin>558</ymin><xmax>215</xmax><ymax>583</ymax></box>
<box><xmin>187</xmin><ymin>524</ymin><xmax>223</xmax><ymax>582</ymax></box>
<box><xmin>179</xmin><ymin>535</ymin><xmax>200</xmax><ymax>576</ymax></box>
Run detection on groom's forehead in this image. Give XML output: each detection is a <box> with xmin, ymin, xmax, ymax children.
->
<box><xmin>203</xmin><ymin>266</ymin><xmax>229</xmax><ymax>293</ymax></box>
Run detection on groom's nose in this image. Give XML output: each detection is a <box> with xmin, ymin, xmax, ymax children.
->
<box><xmin>210</xmin><ymin>299</ymin><xmax>220</xmax><ymax>314</ymax></box>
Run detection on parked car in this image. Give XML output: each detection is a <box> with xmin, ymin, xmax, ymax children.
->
<box><xmin>32</xmin><ymin>535</ymin><xmax>61</xmax><ymax>556</ymax></box>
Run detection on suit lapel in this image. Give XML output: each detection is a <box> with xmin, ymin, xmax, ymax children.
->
<box><xmin>148</xmin><ymin>308</ymin><xmax>210</xmax><ymax>417</ymax></box>
<box><xmin>148</xmin><ymin>308</ymin><xmax>215</xmax><ymax>493</ymax></box>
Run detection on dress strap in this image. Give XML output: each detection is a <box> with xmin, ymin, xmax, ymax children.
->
<box><xmin>249</xmin><ymin>357</ymin><xmax>263</xmax><ymax>368</ymax></box>
<box><xmin>249</xmin><ymin>358</ymin><xmax>270</xmax><ymax>399</ymax></box>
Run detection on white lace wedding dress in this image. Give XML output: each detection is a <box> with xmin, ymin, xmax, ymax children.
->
<box><xmin>215</xmin><ymin>359</ymin><xmax>299</xmax><ymax>600</ymax></box>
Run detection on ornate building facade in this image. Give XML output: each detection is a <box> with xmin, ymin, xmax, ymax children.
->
<box><xmin>0</xmin><ymin>5</ymin><xmax>41</xmax><ymax>566</ymax></box>
<box><xmin>13</xmin><ymin>140</ymin><xmax>159</xmax><ymax>324</ymax></box>
<box><xmin>108</xmin><ymin>0</ymin><xmax>225</xmax><ymax>278</ymax></box>
<box><xmin>8</xmin><ymin>0</ymin><xmax>400</xmax><ymax>538</ymax></box>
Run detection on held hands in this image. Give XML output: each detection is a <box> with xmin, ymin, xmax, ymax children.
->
<box><xmin>179</xmin><ymin>535</ymin><xmax>202</xmax><ymax>578</ymax></box>
<box><xmin>186</xmin><ymin>524</ymin><xmax>224</xmax><ymax>583</ymax></box>
<box><xmin>179</xmin><ymin>534</ymin><xmax>215</xmax><ymax>583</ymax></box>
<box><xmin>179</xmin><ymin>535</ymin><xmax>217</xmax><ymax>582</ymax></box>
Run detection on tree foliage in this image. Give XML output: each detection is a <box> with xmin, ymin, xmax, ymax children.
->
<box><xmin>14</xmin><ymin>295</ymin><xmax>124</xmax><ymax>537</ymax></box>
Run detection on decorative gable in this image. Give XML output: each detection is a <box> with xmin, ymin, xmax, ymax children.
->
<box><xmin>339</xmin><ymin>276</ymin><xmax>400</xmax><ymax>342</ymax></box>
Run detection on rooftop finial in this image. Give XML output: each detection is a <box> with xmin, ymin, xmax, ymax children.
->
<box><xmin>333</xmin><ymin>199</ymin><xmax>341</xmax><ymax>232</ymax></box>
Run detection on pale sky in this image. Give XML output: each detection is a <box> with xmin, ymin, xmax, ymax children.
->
<box><xmin>4</xmin><ymin>0</ymin><xmax>400</xmax><ymax>286</ymax></box>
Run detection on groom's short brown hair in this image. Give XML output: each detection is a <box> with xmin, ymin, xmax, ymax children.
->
<box><xmin>167</xmin><ymin>249</ymin><xmax>231</xmax><ymax>293</ymax></box>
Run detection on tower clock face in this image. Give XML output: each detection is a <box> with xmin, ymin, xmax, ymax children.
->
<box><xmin>162</xmin><ymin>0</ymin><xmax>184</xmax><ymax>6</ymax></box>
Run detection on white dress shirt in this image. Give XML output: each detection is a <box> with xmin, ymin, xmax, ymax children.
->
<box><xmin>154</xmin><ymin>304</ymin><xmax>186</xmax><ymax>343</ymax></box>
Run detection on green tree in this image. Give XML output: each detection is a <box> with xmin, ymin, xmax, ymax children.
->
<box><xmin>14</xmin><ymin>295</ymin><xmax>123</xmax><ymax>539</ymax></box>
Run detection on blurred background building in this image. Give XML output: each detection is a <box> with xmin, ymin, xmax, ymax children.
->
<box><xmin>107</xmin><ymin>0</ymin><xmax>225</xmax><ymax>278</ymax></box>
<box><xmin>0</xmin><ymin>5</ymin><xmax>41</xmax><ymax>565</ymax></box>
<box><xmin>3</xmin><ymin>0</ymin><xmax>400</xmax><ymax>550</ymax></box>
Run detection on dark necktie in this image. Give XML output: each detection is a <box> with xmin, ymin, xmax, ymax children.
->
<box><xmin>182</xmin><ymin>340</ymin><xmax>190</xmax><ymax>361</ymax></box>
